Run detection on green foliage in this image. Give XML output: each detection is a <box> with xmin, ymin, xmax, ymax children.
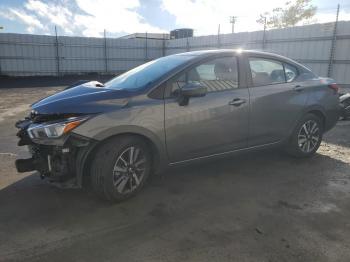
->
<box><xmin>257</xmin><ymin>0</ymin><xmax>317</xmax><ymax>29</ymax></box>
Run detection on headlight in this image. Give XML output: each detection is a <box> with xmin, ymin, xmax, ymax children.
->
<box><xmin>27</xmin><ymin>117</ymin><xmax>88</xmax><ymax>139</ymax></box>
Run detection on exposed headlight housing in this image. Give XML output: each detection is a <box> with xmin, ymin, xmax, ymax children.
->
<box><xmin>27</xmin><ymin>117</ymin><xmax>88</xmax><ymax>139</ymax></box>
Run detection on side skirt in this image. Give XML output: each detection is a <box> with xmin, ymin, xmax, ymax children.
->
<box><xmin>168</xmin><ymin>141</ymin><xmax>282</xmax><ymax>166</ymax></box>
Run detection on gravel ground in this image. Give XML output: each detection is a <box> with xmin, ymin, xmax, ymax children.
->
<box><xmin>0</xmin><ymin>84</ymin><xmax>349</xmax><ymax>262</ymax></box>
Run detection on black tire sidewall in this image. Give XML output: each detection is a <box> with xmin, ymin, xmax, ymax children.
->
<box><xmin>91</xmin><ymin>136</ymin><xmax>152</xmax><ymax>201</ymax></box>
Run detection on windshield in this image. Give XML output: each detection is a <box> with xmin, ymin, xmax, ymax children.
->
<box><xmin>104</xmin><ymin>54</ymin><xmax>195</xmax><ymax>90</ymax></box>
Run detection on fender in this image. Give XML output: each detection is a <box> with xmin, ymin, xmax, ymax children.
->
<box><xmin>303</xmin><ymin>104</ymin><xmax>327</xmax><ymax>117</ymax></box>
<box><xmin>93</xmin><ymin>125</ymin><xmax>167</xmax><ymax>159</ymax></box>
<box><xmin>74</xmin><ymin>125</ymin><xmax>168</xmax><ymax>187</ymax></box>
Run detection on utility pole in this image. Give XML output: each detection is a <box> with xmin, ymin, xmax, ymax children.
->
<box><xmin>229</xmin><ymin>16</ymin><xmax>237</xmax><ymax>34</ymax></box>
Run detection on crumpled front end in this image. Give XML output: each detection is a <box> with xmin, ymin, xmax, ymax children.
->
<box><xmin>15</xmin><ymin>112</ymin><xmax>97</xmax><ymax>188</ymax></box>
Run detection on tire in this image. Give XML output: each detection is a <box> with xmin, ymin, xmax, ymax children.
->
<box><xmin>90</xmin><ymin>136</ymin><xmax>152</xmax><ymax>202</ymax></box>
<box><xmin>285</xmin><ymin>113</ymin><xmax>323</xmax><ymax>158</ymax></box>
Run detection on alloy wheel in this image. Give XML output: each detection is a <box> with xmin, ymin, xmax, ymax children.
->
<box><xmin>112</xmin><ymin>146</ymin><xmax>147</xmax><ymax>194</ymax></box>
<box><xmin>297</xmin><ymin>120</ymin><xmax>320</xmax><ymax>153</ymax></box>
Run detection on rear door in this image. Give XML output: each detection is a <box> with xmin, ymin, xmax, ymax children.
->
<box><xmin>246</xmin><ymin>55</ymin><xmax>308</xmax><ymax>146</ymax></box>
<box><xmin>164</xmin><ymin>55</ymin><xmax>250</xmax><ymax>163</ymax></box>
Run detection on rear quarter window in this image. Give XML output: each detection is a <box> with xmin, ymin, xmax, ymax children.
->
<box><xmin>284</xmin><ymin>63</ymin><xmax>298</xmax><ymax>82</ymax></box>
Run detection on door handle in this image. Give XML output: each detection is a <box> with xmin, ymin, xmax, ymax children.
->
<box><xmin>293</xmin><ymin>85</ymin><xmax>304</xmax><ymax>92</ymax></box>
<box><xmin>229</xmin><ymin>98</ymin><xmax>246</xmax><ymax>106</ymax></box>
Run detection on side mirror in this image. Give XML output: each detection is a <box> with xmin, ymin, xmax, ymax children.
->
<box><xmin>177</xmin><ymin>82</ymin><xmax>207</xmax><ymax>106</ymax></box>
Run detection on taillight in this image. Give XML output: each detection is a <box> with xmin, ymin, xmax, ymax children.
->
<box><xmin>328</xmin><ymin>83</ymin><xmax>339</xmax><ymax>94</ymax></box>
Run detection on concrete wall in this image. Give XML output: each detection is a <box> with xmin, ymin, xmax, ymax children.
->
<box><xmin>1</xmin><ymin>21</ymin><xmax>350</xmax><ymax>84</ymax></box>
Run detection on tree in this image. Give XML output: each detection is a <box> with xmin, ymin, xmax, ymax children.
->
<box><xmin>257</xmin><ymin>0</ymin><xmax>317</xmax><ymax>29</ymax></box>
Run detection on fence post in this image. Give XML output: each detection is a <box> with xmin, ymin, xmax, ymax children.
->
<box><xmin>327</xmin><ymin>4</ymin><xmax>340</xmax><ymax>78</ymax></box>
<box><xmin>104</xmin><ymin>29</ymin><xmax>108</xmax><ymax>74</ymax></box>
<box><xmin>54</xmin><ymin>26</ymin><xmax>60</xmax><ymax>76</ymax></box>
<box><xmin>186</xmin><ymin>36</ymin><xmax>190</xmax><ymax>51</ymax></box>
<box><xmin>0</xmin><ymin>33</ymin><xmax>2</xmax><ymax>76</ymax></box>
<box><xmin>217</xmin><ymin>24</ymin><xmax>221</xmax><ymax>48</ymax></box>
<box><xmin>0</xmin><ymin>28</ymin><xmax>2</xmax><ymax>75</ymax></box>
<box><xmin>145</xmin><ymin>32</ymin><xmax>148</xmax><ymax>61</ymax></box>
<box><xmin>262</xmin><ymin>17</ymin><xmax>267</xmax><ymax>50</ymax></box>
<box><xmin>162</xmin><ymin>34</ymin><xmax>166</xmax><ymax>57</ymax></box>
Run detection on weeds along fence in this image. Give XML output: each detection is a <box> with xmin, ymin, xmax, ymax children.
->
<box><xmin>1</xmin><ymin>21</ymin><xmax>350</xmax><ymax>85</ymax></box>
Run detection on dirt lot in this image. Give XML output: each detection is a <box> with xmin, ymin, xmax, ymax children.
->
<box><xmin>0</xmin><ymin>83</ymin><xmax>350</xmax><ymax>262</ymax></box>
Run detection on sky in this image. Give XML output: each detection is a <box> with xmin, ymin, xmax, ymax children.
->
<box><xmin>0</xmin><ymin>0</ymin><xmax>349</xmax><ymax>38</ymax></box>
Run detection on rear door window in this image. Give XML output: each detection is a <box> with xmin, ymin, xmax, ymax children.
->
<box><xmin>249</xmin><ymin>58</ymin><xmax>286</xmax><ymax>86</ymax></box>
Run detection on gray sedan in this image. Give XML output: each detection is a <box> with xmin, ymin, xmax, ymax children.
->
<box><xmin>15</xmin><ymin>50</ymin><xmax>340</xmax><ymax>201</ymax></box>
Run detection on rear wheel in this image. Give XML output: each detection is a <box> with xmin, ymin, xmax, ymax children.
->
<box><xmin>90</xmin><ymin>136</ymin><xmax>152</xmax><ymax>201</ymax></box>
<box><xmin>286</xmin><ymin>113</ymin><xmax>323</xmax><ymax>157</ymax></box>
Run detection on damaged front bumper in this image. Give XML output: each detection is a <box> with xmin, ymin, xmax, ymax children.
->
<box><xmin>15</xmin><ymin>118</ymin><xmax>97</xmax><ymax>188</ymax></box>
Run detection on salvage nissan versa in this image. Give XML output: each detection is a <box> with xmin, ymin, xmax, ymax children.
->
<box><xmin>15</xmin><ymin>50</ymin><xmax>340</xmax><ymax>201</ymax></box>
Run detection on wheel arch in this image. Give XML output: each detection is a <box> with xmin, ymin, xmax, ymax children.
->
<box><xmin>76</xmin><ymin>128</ymin><xmax>167</xmax><ymax>187</ymax></box>
<box><xmin>286</xmin><ymin>106</ymin><xmax>326</xmax><ymax>140</ymax></box>
<box><xmin>285</xmin><ymin>108</ymin><xmax>325</xmax><ymax>157</ymax></box>
<box><xmin>306</xmin><ymin>109</ymin><xmax>326</xmax><ymax>128</ymax></box>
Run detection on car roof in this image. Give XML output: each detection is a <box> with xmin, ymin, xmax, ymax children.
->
<box><xmin>174</xmin><ymin>49</ymin><xmax>311</xmax><ymax>72</ymax></box>
<box><xmin>175</xmin><ymin>49</ymin><xmax>276</xmax><ymax>56</ymax></box>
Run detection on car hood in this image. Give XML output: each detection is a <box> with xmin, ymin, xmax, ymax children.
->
<box><xmin>32</xmin><ymin>81</ymin><xmax>134</xmax><ymax>114</ymax></box>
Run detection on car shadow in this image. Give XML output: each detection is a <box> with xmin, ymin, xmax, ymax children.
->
<box><xmin>0</xmin><ymin>146</ymin><xmax>349</xmax><ymax>260</ymax></box>
<box><xmin>0</xmin><ymin>149</ymin><xmax>348</xmax><ymax>221</ymax></box>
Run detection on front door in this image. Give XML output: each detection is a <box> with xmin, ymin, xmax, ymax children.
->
<box><xmin>164</xmin><ymin>55</ymin><xmax>250</xmax><ymax>163</ymax></box>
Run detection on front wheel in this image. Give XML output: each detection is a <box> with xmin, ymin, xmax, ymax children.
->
<box><xmin>90</xmin><ymin>136</ymin><xmax>152</xmax><ymax>202</ymax></box>
<box><xmin>286</xmin><ymin>113</ymin><xmax>323</xmax><ymax>158</ymax></box>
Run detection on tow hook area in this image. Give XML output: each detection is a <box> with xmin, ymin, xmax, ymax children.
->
<box><xmin>15</xmin><ymin>158</ymin><xmax>35</xmax><ymax>173</ymax></box>
<box><xmin>15</xmin><ymin>148</ymin><xmax>50</xmax><ymax>176</ymax></box>
<box><xmin>15</xmin><ymin>157</ymin><xmax>48</xmax><ymax>180</ymax></box>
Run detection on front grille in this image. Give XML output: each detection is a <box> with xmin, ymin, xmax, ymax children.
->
<box><xmin>31</xmin><ymin>112</ymin><xmax>84</xmax><ymax>123</ymax></box>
